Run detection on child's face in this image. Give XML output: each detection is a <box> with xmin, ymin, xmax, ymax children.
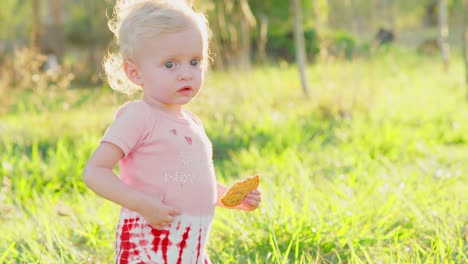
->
<box><xmin>132</xmin><ymin>25</ymin><xmax>206</xmax><ymax>110</ymax></box>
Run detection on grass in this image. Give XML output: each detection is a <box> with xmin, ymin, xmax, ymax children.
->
<box><xmin>1</xmin><ymin>49</ymin><xmax>467</xmax><ymax>263</ymax></box>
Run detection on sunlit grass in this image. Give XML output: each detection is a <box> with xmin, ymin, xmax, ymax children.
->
<box><xmin>1</xmin><ymin>49</ymin><xmax>467</xmax><ymax>263</ymax></box>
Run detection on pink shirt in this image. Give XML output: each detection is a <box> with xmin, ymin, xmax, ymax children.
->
<box><xmin>101</xmin><ymin>100</ymin><xmax>217</xmax><ymax>216</ymax></box>
<box><xmin>101</xmin><ymin>100</ymin><xmax>217</xmax><ymax>263</ymax></box>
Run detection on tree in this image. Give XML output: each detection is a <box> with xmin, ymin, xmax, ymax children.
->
<box><xmin>51</xmin><ymin>0</ymin><xmax>64</xmax><ymax>62</ymax></box>
<box><xmin>438</xmin><ymin>0</ymin><xmax>450</xmax><ymax>71</ymax></box>
<box><xmin>256</xmin><ymin>14</ymin><xmax>268</xmax><ymax>63</ymax></box>
<box><xmin>196</xmin><ymin>0</ymin><xmax>256</xmax><ymax>70</ymax></box>
<box><xmin>463</xmin><ymin>0</ymin><xmax>468</xmax><ymax>99</ymax></box>
<box><xmin>381</xmin><ymin>0</ymin><xmax>396</xmax><ymax>32</ymax></box>
<box><xmin>86</xmin><ymin>0</ymin><xmax>98</xmax><ymax>74</ymax></box>
<box><xmin>313</xmin><ymin>0</ymin><xmax>329</xmax><ymax>61</ymax></box>
<box><xmin>239</xmin><ymin>0</ymin><xmax>256</xmax><ymax>71</ymax></box>
<box><xmin>31</xmin><ymin>0</ymin><xmax>41</xmax><ymax>49</ymax></box>
<box><xmin>292</xmin><ymin>0</ymin><xmax>310</xmax><ymax>97</ymax></box>
<box><xmin>249</xmin><ymin>0</ymin><xmax>314</xmax><ymax>60</ymax></box>
<box><xmin>30</xmin><ymin>0</ymin><xmax>64</xmax><ymax>63</ymax></box>
<box><xmin>344</xmin><ymin>0</ymin><xmax>358</xmax><ymax>34</ymax></box>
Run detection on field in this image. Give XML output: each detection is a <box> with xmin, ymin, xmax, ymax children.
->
<box><xmin>1</xmin><ymin>49</ymin><xmax>467</xmax><ymax>263</ymax></box>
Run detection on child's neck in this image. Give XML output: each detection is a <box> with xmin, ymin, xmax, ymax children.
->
<box><xmin>142</xmin><ymin>96</ymin><xmax>184</xmax><ymax>117</ymax></box>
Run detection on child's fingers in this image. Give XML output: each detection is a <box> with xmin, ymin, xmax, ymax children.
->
<box><xmin>153</xmin><ymin>215</ymin><xmax>176</xmax><ymax>229</ymax></box>
<box><xmin>246</xmin><ymin>199</ymin><xmax>258</xmax><ymax>205</ymax></box>
<box><xmin>246</xmin><ymin>193</ymin><xmax>262</xmax><ymax>201</ymax></box>
<box><xmin>250</xmin><ymin>189</ymin><xmax>261</xmax><ymax>195</ymax></box>
<box><xmin>244</xmin><ymin>199</ymin><xmax>260</xmax><ymax>208</ymax></box>
<box><xmin>166</xmin><ymin>215</ymin><xmax>177</xmax><ymax>223</ymax></box>
<box><xmin>169</xmin><ymin>208</ymin><xmax>182</xmax><ymax>216</ymax></box>
<box><xmin>245</xmin><ymin>195</ymin><xmax>261</xmax><ymax>204</ymax></box>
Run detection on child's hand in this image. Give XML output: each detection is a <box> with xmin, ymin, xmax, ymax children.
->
<box><xmin>237</xmin><ymin>189</ymin><xmax>262</xmax><ymax>211</ymax></box>
<box><xmin>138</xmin><ymin>196</ymin><xmax>182</xmax><ymax>229</ymax></box>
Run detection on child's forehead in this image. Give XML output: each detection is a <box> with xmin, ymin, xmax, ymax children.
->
<box><xmin>134</xmin><ymin>27</ymin><xmax>205</xmax><ymax>59</ymax></box>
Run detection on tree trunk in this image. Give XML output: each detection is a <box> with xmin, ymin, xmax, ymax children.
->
<box><xmin>239</xmin><ymin>0</ymin><xmax>255</xmax><ymax>71</ymax></box>
<box><xmin>52</xmin><ymin>0</ymin><xmax>64</xmax><ymax>62</ymax></box>
<box><xmin>240</xmin><ymin>19</ymin><xmax>251</xmax><ymax>71</ymax></box>
<box><xmin>345</xmin><ymin>0</ymin><xmax>358</xmax><ymax>34</ymax></box>
<box><xmin>224</xmin><ymin>0</ymin><xmax>240</xmax><ymax>69</ymax></box>
<box><xmin>463</xmin><ymin>0</ymin><xmax>468</xmax><ymax>99</ymax></box>
<box><xmin>438</xmin><ymin>0</ymin><xmax>450</xmax><ymax>71</ymax></box>
<box><xmin>292</xmin><ymin>0</ymin><xmax>310</xmax><ymax>97</ymax></box>
<box><xmin>213</xmin><ymin>2</ymin><xmax>228</xmax><ymax>70</ymax></box>
<box><xmin>313</xmin><ymin>0</ymin><xmax>329</xmax><ymax>61</ymax></box>
<box><xmin>87</xmin><ymin>0</ymin><xmax>98</xmax><ymax>75</ymax></box>
<box><xmin>228</xmin><ymin>23</ymin><xmax>240</xmax><ymax>67</ymax></box>
<box><xmin>210</xmin><ymin>29</ymin><xmax>225</xmax><ymax>70</ymax></box>
<box><xmin>257</xmin><ymin>15</ymin><xmax>268</xmax><ymax>64</ymax></box>
<box><xmin>381</xmin><ymin>0</ymin><xmax>396</xmax><ymax>33</ymax></box>
<box><xmin>31</xmin><ymin>0</ymin><xmax>41</xmax><ymax>49</ymax></box>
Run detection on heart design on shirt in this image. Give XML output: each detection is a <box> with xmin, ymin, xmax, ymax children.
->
<box><xmin>184</xmin><ymin>136</ymin><xmax>192</xmax><ymax>145</ymax></box>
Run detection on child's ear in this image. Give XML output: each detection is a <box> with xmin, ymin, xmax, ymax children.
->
<box><xmin>124</xmin><ymin>60</ymin><xmax>143</xmax><ymax>86</ymax></box>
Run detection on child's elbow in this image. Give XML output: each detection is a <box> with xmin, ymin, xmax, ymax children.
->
<box><xmin>82</xmin><ymin>164</ymin><xmax>93</xmax><ymax>187</ymax></box>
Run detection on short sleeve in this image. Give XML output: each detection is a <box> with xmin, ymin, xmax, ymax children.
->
<box><xmin>184</xmin><ymin>109</ymin><xmax>203</xmax><ymax>127</ymax></box>
<box><xmin>100</xmin><ymin>101</ymin><xmax>149</xmax><ymax>157</ymax></box>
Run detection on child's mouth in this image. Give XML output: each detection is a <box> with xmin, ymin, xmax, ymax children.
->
<box><xmin>177</xmin><ymin>86</ymin><xmax>193</xmax><ymax>93</ymax></box>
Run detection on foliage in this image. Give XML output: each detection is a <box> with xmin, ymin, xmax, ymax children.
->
<box><xmin>247</xmin><ymin>0</ymin><xmax>314</xmax><ymax>36</ymax></box>
<box><xmin>1</xmin><ymin>0</ymin><xmax>468</xmax><ymax>79</ymax></box>
<box><xmin>266</xmin><ymin>30</ymin><xmax>361</xmax><ymax>61</ymax></box>
<box><xmin>64</xmin><ymin>0</ymin><xmax>113</xmax><ymax>47</ymax></box>
<box><xmin>266</xmin><ymin>29</ymin><xmax>320</xmax><ymax>61</ymax></box>
<box><xmin>0</xmin><ymin>47</ymin><xmax>74</xmax><ymax>92</ymax></box>
<box><xmin>0</xmin><ymin>0</ymin><xmax>30</xmax><ymax>41</ymax></box>
<box><xmin>1</xmin><ymin>51</ymin><xmax>467</xmax><ymax>263</ymax></box>
<box><xmin>327</xmin><ymin>31</ymin><xmax>357</xmax><ymax>59</ymax></box>
<box><xmin>0</xmin><ymin>47</ymin><xmax>75</xmax><ymax>115</ymax></box>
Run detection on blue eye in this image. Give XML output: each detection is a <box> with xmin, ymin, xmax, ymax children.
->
<box><xmin>190</xmin><ymin>59</ymin><xmax>200</xmax><ymax>67</ymax></box>
<box><xmin>164</xmin><ymin>61</ymin><xmax>175</xmax><ymax>69</ymax></box>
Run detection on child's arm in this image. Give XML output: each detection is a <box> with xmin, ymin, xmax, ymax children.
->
<box><xmin>215</xmin><ymin>183</ymin><xmax>262</xmax><ymax>211</ymax></box>
<box><xmin>83</xmin><ymin>142</ymin><xmax>181</xmax><ymax>229</ymax></box>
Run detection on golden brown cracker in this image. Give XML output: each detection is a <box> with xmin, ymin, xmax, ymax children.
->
<box><xmin>221</xmin><ymin>175</ymin><xmax>260</xmax><ymax>207</ymax></box>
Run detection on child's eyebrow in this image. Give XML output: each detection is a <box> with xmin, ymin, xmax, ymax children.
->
<box><xmin>161</xmin><ymin>53</ymin><xmax>204</xmax><ymax>60</ymax></box>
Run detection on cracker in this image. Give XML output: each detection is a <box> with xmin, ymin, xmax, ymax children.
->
<box><xmin>221</xmin><ymin>175</ymin><xmax>260</xmax><ymax>207</ymax></box>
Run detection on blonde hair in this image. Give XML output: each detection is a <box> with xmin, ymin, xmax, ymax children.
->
<box><xmin>103</xmin><ymin>0</ymin><xmax>209</xmax><ymax>94</ymax></box>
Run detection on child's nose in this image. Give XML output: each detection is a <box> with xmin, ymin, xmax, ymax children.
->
<box><xmin>178</xmin><ymin>65</ymin><xmax>193</xmax><ymax>81</ymax></box>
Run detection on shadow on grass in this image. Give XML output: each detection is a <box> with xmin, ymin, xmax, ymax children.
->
<box><xmin>208</xmin><ymin>112</ymin><xmax>343</xmax><ymax>174</ymax></box>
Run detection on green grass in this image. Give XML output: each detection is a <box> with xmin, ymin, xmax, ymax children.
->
<box><xmin>1</xmin><ymin>49</ymin><xmax>467</xmax><ymax>263</ymax></box>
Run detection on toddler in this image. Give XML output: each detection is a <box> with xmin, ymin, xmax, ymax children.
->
<box><xmin>82</xmin><ymin>0</ymin><xmax>262</xmax><ymax>263</ymax></box>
